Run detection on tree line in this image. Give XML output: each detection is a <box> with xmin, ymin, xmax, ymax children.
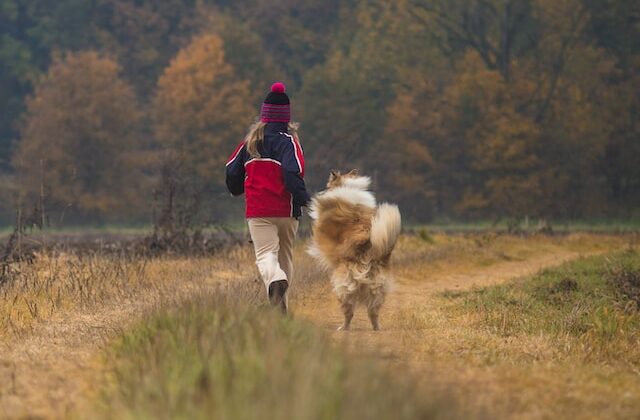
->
<box><xmin>0</xmin><ymin>0</ymin><xmax>638</xmax><ymax>225</ymax></box>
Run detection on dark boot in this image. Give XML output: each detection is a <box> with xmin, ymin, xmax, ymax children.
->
<box><xmin>268</xmin><ymin>280</ymin><xmax>289</xmax><ymax>314</ymax></box>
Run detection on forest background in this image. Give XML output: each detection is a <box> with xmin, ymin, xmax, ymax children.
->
<box><xmin>0</xmin><ymin>0</ymin><xmax>638</xmax><ymax>227</ymax></box>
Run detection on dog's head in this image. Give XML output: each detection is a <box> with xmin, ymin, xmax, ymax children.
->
<box><xmin>326</xmin><ymin>169</ymin><xmax>371</xmax><ymax>191</ymax></box>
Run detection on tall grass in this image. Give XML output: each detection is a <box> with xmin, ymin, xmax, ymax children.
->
<box><xmin>0</xmin><ymin>253</ymin><xmax>150</xmax><ymax>337</ymax></box>
<box><xmin>0</xmin><ymin>245</ymin><xmax>259</xmax><ymax>338</ymax></box>
<box><xmin>97</xmin><ymin>296</ymin><xmax>463</xmax><ymax>420</ymax></box>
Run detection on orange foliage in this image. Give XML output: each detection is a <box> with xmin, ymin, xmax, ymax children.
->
<box><xmin>13</xmin><ymin>51</ymin><xmax>147</xmax><ymax>219</ymax></box>
<box><xmin>153</xmin><ymin>33</ymin><xmax>253</xmax><ymax>182</ymax></box>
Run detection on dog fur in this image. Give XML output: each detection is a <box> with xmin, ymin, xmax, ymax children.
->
<box><xmin>308</xmin><ymin>170</ymin><xmax>402</xmax><ymax>331</ymax></box>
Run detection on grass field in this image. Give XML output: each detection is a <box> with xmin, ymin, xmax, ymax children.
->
<box><xmin>437</xmin><ymin>251</ymin><xmax>640</xmax><ymax>418</ymax></box>
<box><xmin>1</xmin><ymin>217</ymin><xmax>639</xmax><ymax>239</ymax></box>
<box><xmin>0</xmin><ymin>231</ymin><xmax>638</xmax><ymax>418</ymax></box>
<box><xmin>409</xmin><ymin>218</ymin><xmax>640</xmax><ymax>233</ymax></box>
<box><xmin>98</xmin><ymin>298</ymin><xmax>461</xmax><ymax>420</ymax></box>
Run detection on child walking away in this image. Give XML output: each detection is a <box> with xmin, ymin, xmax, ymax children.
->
<box><xmin>225</xmin><ymin>82</ymin><xmax>310</xmax><ymax>314</ymax></box>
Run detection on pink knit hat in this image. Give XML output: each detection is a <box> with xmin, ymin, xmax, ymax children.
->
<box><xmin>261</xmin><ymin>82</ymin><xmax>290</xmax><ymax>123</ymax></box>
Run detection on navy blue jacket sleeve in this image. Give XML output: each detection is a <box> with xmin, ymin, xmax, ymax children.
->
<box><xmin>225</xmin><ymin>142</ymin><xmax>246</xmax><ymax>196</ymax></box>
<box><xmin>279</xmin><ymin>136</ymin><xmax>311</xmax><ymax>207</ymax></box>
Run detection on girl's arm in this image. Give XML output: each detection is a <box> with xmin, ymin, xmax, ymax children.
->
<box><xmin>225</xmin><ymin>141</ymin><xmax>246</xmax><ymax>196</ymax></box>
<box><xmin>280</xmin><ymin>134</ymin><xmax>311</xmax><ymax>206</ymax></box>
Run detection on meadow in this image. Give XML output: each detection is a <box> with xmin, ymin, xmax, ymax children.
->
<box><xmin>2</xmin><ymin>2</ymin><xmax>637</xmax><ymax>418</ymax></box>
<box><xmin>0</xmin><ymin>231</ymin><xmax>638</xmax><ymax>419</ymax></box>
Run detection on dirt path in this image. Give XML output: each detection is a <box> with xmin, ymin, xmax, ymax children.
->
<box><xmin>295</xmin><ymin>250</ymin><xmax>587</xmax><ymax>333</ymax></box>
<box><xmin>0</xmin><ymin>248</ymin><xmax>596</xmax><ymax>418</ymax></box>
<box><xmin>293</xmin><ymin>249</ymin><xmax>607</xmax><ymax>417</ymax></box>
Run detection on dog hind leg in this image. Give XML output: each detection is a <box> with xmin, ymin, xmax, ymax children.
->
<box><xmin>338</xmin><ymin>299</ymin><xmax>355</xmax><ymax>331</ymax></box>
<box><xmin>367</xmin><ymin>286</ymin><xmax>385</xmax><ymax>331</ymax></box>
<box><xmin>367</xmin><ymin>303</ymin><xmax>381</xmax><ymax>331</ymax></box>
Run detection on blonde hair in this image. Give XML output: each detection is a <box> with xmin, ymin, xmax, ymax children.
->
<box><xmin>245</xmin><ymin>119</ymin><xmax>300</xmax><ymax>158</ymax></box>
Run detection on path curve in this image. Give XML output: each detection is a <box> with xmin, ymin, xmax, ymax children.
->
<box><xmin>295</xmin><ymin>250</ymin><xmax>590</xmax><ymax>333</ymax></box>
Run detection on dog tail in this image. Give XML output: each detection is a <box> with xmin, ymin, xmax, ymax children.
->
<box><xmin>370</xmin><ymin>203</ymin><xmax>401</xmax><ymax>260</ymax></box>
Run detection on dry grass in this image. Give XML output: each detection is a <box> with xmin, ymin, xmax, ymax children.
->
<box><xmin>0</xmin><ymin>245</ymin><xmax>263</xmax><ymax>417</ymax></box>
<box><xmin>393</xmin><ymin>232</ymin><xmax>630</xmax><ymax>277</ymax></box>
<box><xmin>296</xmin><ymin>232</ymin><xmax>639</xmax><ymax>418</ymax></box>
<box><xmin>441</xmin><ymin>250</ymin><xmax>640</xmax><ymax>367</ymax></box>
<box><xmin>96</xmin><ymin>295</ymin><xmax>464</xmax><ymax>420</ymax></box>
<box><xmin>0</xmin><ymin>232</ymin><xmax>637</xmax><ymax>418</ymax></box>
<box><xmin>0</xmin><ymin>246</ymin><xmax>264</xmax><ymax>339</ymax></box>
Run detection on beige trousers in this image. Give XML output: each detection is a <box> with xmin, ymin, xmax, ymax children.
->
<box><xmin>247</xmin><ymin>217</ymin><xmax>299</xmax><ymax>293</ymax></box>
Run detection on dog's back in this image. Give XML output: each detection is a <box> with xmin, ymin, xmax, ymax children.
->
<box><xmin>309</xmin><ymin>195</ymin><xmax>376</xmax><ymax>268</ymax></box>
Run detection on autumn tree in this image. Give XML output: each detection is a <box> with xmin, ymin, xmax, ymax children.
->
<box><xmin>447</xmin><ymin>54</ymin><xmax>548</xmax><ymax>218</ymax></box>
<box><xmin>299</xmin><ymin>1</ymin><xmax>408</xmax><ymax>188</ymax></box>
<box><xmin>0</xmin><ymin>0</ymin><xmax>119</xmax><ymax>171</ymax></box>
<box><xmin>152</xmin><ymin>33</ymin><xmax>253</xmax><ymax>230</ymax></box>
<box><xmin>393</xmin><ymin>0</ymin><xmax>627</xmax><ymax>221</ymax></box>
<box><xmin>193</xmin><ymin>10</ymin><xmax>285</xmax><ymax>103</ymax></box>
<box><xmin>382</xmin><ymin>67</ymin><xmax>476</xmax><ymax>221</ymax></box>
<box><xmin>154</xmin><ymin>32</ymin><xmax>253</xmax><ymax>180</ymax></box>
<box><xmin>381</xmin><ymin>84</ymin><xmax>440</xmax><ymax>220</ymax></box>
<box><xmin>13</xmin><ymin>51</ymin><xmax>148</xmax><ymax>222</ymax></box>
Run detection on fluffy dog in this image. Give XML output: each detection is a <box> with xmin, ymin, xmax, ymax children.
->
<box><xmin>308</xmin><ymin>170</ymin><xmax>401</xmax><ymax>331</ymax></box>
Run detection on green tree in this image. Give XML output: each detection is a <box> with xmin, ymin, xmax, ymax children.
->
<box><xmin>299</xmin><ymin>1</ymin><xmax>406</xmax><ymax>188</ymax></box>
<box><xmin>409</xmin><ymin>0</ymin><xmax>539</xmax><ymax>80</ymax></box>
<box><xmin>94</xmin><ymin>0</ymin><xmax>202</xmax><ymax>97</ymax></box>
<box><xmin>223</xmin><ymin>0</ymin><xmax>351</xmax><ymax>86</ymax></box>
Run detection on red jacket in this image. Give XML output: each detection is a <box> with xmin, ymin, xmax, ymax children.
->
<box><xmin>225</xmin><ymin>122</ymin><xmax>310</xmax><ymax>218</ymax></box>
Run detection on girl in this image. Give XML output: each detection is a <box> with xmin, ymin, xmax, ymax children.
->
<box><xmin>225</xmin><ymin>82</ymin><xmax>310</xmax><ymax>314</ymax></box>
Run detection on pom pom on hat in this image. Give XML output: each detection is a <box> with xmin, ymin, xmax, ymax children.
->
<box><xmin>271</xmin><ymin>82</ymin><xmax>286</xmax><ymax>93</ymax></box>
<box><xmin>262</xmin><ymin>82</ymin><xmax>290</xmax><ymax>122</ymax></box>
